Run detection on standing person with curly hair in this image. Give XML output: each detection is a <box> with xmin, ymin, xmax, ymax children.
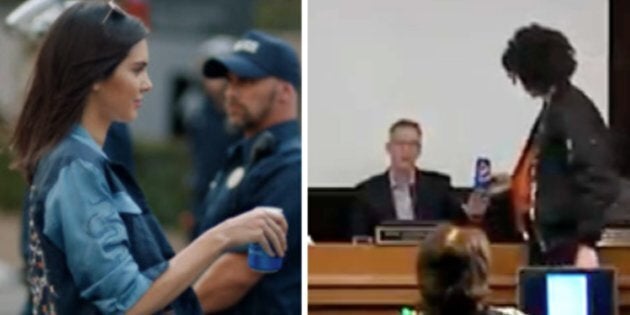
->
<box><xmin>502</xmin><ymin>24</ymin><xmax>620</xmax><ymax>267</ymax></box>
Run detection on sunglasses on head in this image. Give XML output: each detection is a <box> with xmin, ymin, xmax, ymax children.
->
<box><xmin>101</xmin><ymin>0</ymin><xmax>124</xmax><ymax>25</ymax></box>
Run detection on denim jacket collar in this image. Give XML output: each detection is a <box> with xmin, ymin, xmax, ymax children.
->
<box><xmin>70</xmin><ymin>124</ymin><xmax>108</xmax><ymax>159</ymax></box>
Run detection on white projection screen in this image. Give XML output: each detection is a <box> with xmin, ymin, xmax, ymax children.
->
<box><xmin>308</xmin><ymin>0</ymin><xmax>608</xmax><ymax>187</ymax></box>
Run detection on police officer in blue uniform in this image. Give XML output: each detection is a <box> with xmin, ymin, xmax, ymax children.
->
<box><xmin>180</xmin><ymin>36</ymin><xmax>241</xmax><ymax>240</ymax></box>
<box><xmin>194</xmin><ymin>30</ymin><xmax>301</xmax><ymax>315</ymax></box>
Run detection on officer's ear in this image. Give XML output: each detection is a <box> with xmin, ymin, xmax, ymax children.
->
<box><xmin>277</xmin><ymin>80</ymin><xmax>296</xmax><ymax>104</ymax></box>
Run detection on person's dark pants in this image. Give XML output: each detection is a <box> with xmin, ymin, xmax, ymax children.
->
<box><xmin>528</xmin><ymin>235</ymin><xmax>580</xmax><ymax>266</ymax></box>
<box><xmin>527</xmin><ymin>222</ymin><xmax>579</xmax><ymax>266</ymax></box>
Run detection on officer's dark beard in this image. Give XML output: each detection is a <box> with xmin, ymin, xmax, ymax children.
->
<box><xmin>227</xmin><ymin>86</ymin><xmax>278</xmax><ymax>133</ymax></box>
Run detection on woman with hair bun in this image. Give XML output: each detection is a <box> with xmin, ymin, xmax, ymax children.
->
<box><xmin>417</xmin><ymin>224</ymin><xmax>525</xmax><ymax>315</ymax></box>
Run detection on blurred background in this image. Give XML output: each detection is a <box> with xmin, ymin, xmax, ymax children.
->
<box><xmin>0</xmin><ymin>0</ymin><xmax>300</xmax><ymax>312</ymax></box>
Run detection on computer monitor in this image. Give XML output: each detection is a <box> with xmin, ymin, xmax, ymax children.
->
<box><xmin>518</xmin><ymin>267</ymin><xmax>617</xmax><ymax>315</ymax></box>
<box><xmin>308</xmin><ymin>187</ymin><xmax>356</xmax><ymax>241</ymax></box>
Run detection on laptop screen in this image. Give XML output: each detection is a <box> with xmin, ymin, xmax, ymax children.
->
<box><xmin>518</xmin><ymin>268</ymin><xmax>616</xmax><ymax>315</ymax></box>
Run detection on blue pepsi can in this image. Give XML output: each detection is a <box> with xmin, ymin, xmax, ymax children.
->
<box><xmin>474</xmin><ymin>157</ymin><xmax>492</xmax><ymax>191</ymax></box>
<box><xmin>248</xmin><ymin>207</ymin><xmax>284</xmax><ymax>273</ymax></box>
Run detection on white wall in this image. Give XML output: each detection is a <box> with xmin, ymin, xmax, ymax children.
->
<box><xmin>308</xmin><ymin>0</ymin><xmax>608</xmax><ymax>187</ymax></box>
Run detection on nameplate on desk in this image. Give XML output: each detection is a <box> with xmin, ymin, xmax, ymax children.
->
<box><xmin>375</xmin><ymin>221</ymin><xmax>441</xmax><ymax>245</ymax></box>
<box><xmin>598</xmin><ymin>227</ymin><xmax>630</xmax><ymax>247</ymax></box>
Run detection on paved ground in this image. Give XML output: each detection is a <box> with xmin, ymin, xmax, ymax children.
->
<box><xmin>0</xmin><ymin>212</ymin><xmax>187</xmax><ymax>314</ymax></box>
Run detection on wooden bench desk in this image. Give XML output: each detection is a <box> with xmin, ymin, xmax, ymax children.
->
<box><xmin>308</xmin><ymin>243</ymin><xmax>630</xmax><ymax>315</ymax></box>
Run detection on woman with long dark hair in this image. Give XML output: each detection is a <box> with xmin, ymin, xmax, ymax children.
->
<box><xmin>10</xmin><ymin>2</ymin><xmax>287</xmax><ymax>314</ymax></box>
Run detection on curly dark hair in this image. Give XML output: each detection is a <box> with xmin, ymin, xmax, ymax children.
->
<box><xmin>502</xmin><ymin>23</ymin><xmax>576</xmax><ymax>94</ymax></box>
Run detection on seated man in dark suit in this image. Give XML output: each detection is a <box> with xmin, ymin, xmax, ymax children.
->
<box><xmin>352</xmin><ymin>119</ymin><xmax>484</xmax><ymax>236</ymax></box>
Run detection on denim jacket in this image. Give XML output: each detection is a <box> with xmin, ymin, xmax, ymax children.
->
<box><xmin>25</xmin><ymin>125</ymin><xmax>200</xmax><ymax>314</ymax></box>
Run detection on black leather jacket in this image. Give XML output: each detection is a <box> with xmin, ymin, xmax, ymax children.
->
<box><xmin>532</xmin><ymin>83</ymin><xmax>620</xmax><ymax>250</ymax></box>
